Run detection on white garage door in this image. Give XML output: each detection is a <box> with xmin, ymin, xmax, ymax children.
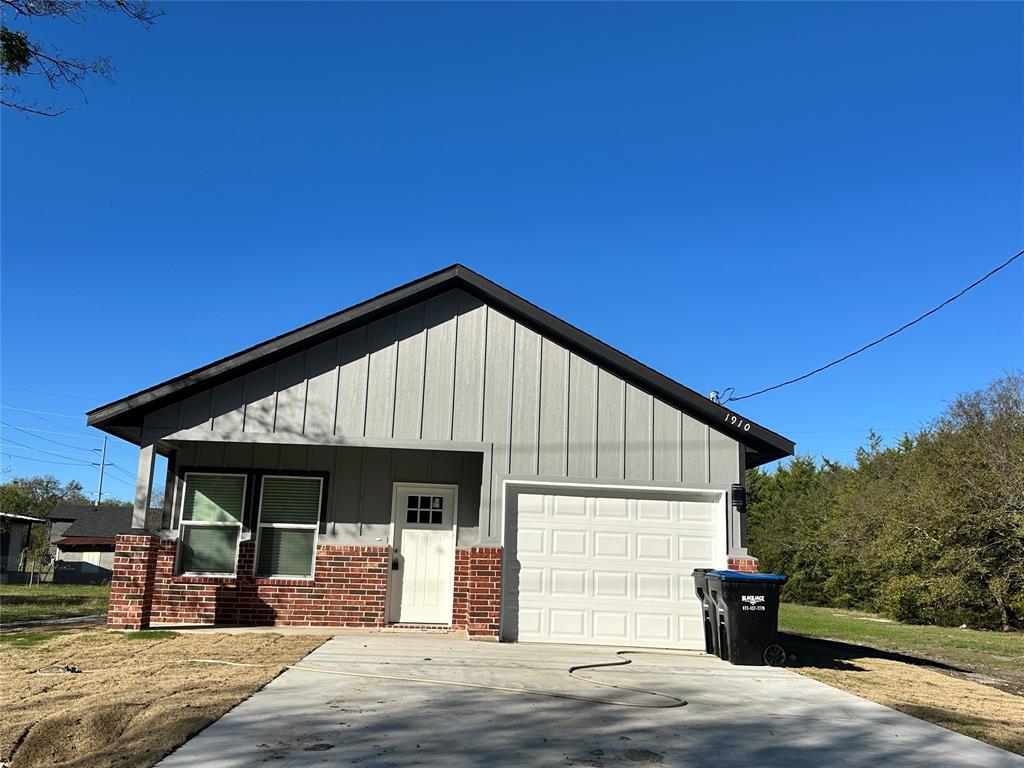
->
<box><xmin>503</xmin><ymin>488</ymin><xmax>725</xmax><ymax>649</ymax></box>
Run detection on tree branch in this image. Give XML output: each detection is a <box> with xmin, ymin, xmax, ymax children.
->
<box><xmin>0</xmin><ymin>97</ymin><xmax>68</xmax><ymax>116</ymax></box>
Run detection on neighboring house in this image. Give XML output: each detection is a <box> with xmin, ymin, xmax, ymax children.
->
<box><xmin>0</xmin><ymin>513</ymin><xmax>47</xmax><ymax>582</ymax></box>
<box><xmin>52</xmin><ymin>505</ymin><xmax>160</xmax><ymax>585</ymax></box>
<box><xmin>88</xmin><ymin>265</ymin><xmax>794</xmax><ymax>648</ymax></box>
<box><xmin>48</xmin><ymin>502</ymin><xmax>90</xmax><ymax>546</ymax></box>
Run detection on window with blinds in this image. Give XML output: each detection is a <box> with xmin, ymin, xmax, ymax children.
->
<box><xmin>177</xmin><ymin>473</ymin><xmax>246</xmax><ymax>575</ymax></box>
<box><xmin>254</xmin><ymin>475</ymin><xmax>322</xmax><ymax>578</ymax></box>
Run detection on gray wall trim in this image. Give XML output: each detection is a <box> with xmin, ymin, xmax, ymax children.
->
<box><xmin>153</xmin><ymin>431</ymin><xmax>492</xmax><ymax>455</ymax></box>
<box><xmin>502</xmin><ymin>473</ymin><xmax>734</xmax><ymax>494</ymax></box>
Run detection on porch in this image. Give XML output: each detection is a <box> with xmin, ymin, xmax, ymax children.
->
<box><xmin>108</xmin><ymin>441</ymin><xmax>501</xmax><ymax>636</ymax></box>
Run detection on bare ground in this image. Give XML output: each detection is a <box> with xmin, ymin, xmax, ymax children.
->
<box><xmin>0</xmin><ymin>629</ymin><xmax>327</xmax><ymax>768</ymax></box>
<box><xmin>783</xmin><ymin>633</ymin><xmax>1024</xmax><ymax>756</ymax></box>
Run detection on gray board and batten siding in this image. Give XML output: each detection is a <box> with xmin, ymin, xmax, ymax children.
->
<box><xmin>170</xmin><ymin>443</ymin><xmax>484</xmax><ymax>547</ymax></box>
<box><xmin>143</xmin><ymin>289</ymin><xmax>745</xmax><ymax>547</ymax></box>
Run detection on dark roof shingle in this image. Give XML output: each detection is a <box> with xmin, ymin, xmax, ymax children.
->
<box><xmin>59</xmin><ymin>506</ymin><xmax>134</xmax><ymax>538</ymax></box>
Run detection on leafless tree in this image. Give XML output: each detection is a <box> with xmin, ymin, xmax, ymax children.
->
<box><xmin>1</xmin><ymin>0</ymin><xmax>162</xmax><ymax>116</ymax></box>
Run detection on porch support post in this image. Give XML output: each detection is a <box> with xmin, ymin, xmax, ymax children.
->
<box><xmin>132</xmin><ymin>444</ymin><xmax>156</xmax><ymax>530</ymax></box>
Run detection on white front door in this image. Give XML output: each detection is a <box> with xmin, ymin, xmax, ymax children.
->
<box><xmin>388</xmin><ymin>484</ymin><xmax>458</xmax><ymax>624</ymax></box>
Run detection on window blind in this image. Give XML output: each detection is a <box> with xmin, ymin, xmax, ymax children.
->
<box><xmin>255</xmin><ymin>528</ymin><xmax>316</xmax><ymax>578</ymax></box>
<box><xmin>177</xmin><ymin>473</ymin><xmax>245</xmax><ymax>576</ymax></box>
<box><xmin>182</xmin><ymin>475</ymin><xmax>245</xmax><ymax>523</ymax></box>
<box><xmin>179</xmin><ymin>525</ymin><xmax>238</xmax><ymax>574</ymax></box>
<box><xmin>258</xmin><ymin>477</ymin><xmax>321</xmax><ymax>525</ymax></box>
<box><xmin>254</xmin><ymin>475</ymin><xmax>322</xmax><ymax>578</ymax></box>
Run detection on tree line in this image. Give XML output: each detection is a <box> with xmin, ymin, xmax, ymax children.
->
<box><xmin>747</xmin><ymin>372</ymin><xmax>1023</xmax><ymax>631</ymax></box>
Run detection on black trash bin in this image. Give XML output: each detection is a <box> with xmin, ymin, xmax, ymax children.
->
<box><xmin>706</xmin><ymin>570</ymin><xmax>788</xmax><ymax>666</ymax></box>
<box><xmin>691</xmin><ymin>568</ymin><xmax>717</xmax><ymax>655</ymax></box>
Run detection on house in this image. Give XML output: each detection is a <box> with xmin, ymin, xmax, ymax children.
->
<box><xmin>52</xmin><ymin>504</ymin><xmax>160</xmax><ymax>585</ymax></box>
<box><xmin>88</xmin><ymin>265</ymin><xmax>793</xmax><ymax>648</ymax></box>
<box><xmin>48</xmin><ymin>501</ymin><xmax>154</xmax><ymax>551</ymax></box>
<box><xmin>46</xmin><ymin>503</ymin><xmax>161</xmax><ymax>585</ymax></box>
<box><xmin>0</xmin><ymin>513</ymin><xmax>47</xmax><ymax>583</ymax></box>
<box><xmin>47</xmin><ymin>503</ymin><xmax>86</xmax><ymax>545</ymax></box>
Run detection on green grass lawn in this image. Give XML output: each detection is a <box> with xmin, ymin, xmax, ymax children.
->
<box><xmin>779</xmin><ymin>602</ymin><xmax>1024</xmax><ymax>755</ymax></box>
<box><xmin>779</xmin><ymin>602</ymin><xmax>1024</xmax><ymax>676</ymax></box>
<box><xmin>0</xmin><ymin>584</ymin><xmax>110</xmax><ymax>624</ymax></box>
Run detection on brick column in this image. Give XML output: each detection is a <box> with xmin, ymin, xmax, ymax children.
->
<box><xmin>454</xmin><ymin>547</ymin><xmax>502</xmax><ymax>638</ymax></box>
<box><xmin>107</xmin><ymin>534</ymin><xmax>160</xmax><ymax>629</ymax></box>
<box><xmin>727</xmin><ymin>555</ymin><xmax>760</xmax><ymax>573</ymax></box>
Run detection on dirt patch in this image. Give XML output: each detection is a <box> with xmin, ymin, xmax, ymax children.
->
<box><xmin>785</xmin><ymin>634</ymin><xmax>1024</xmax><ymax>756</ymax></box>
<box><xmin>0</xmin><ymin>628</ymin><xmax>327</xmax><ymax>768</ymax></box>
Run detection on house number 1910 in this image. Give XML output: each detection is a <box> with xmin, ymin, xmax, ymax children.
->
<box><xmin>724</xmin><ymin>412</ymin><xmax>751</xmax><ymax>432</ymax></box>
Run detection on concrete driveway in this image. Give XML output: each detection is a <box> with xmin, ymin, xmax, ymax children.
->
<box><xmin>158</xmin><ymin>633</ymin><xmax>1022</xmax><ymax>768</ymax></box>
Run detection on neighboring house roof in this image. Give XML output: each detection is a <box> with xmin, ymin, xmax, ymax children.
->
<box><xmin>87</xmin><ymin>264</ymin><xmax>794</xmax><ymax>466</ymax></box>
<box><xmin>58</xmin><ymin>506</ymin><xmax>134</xmax><ymax>538</ymax></box>
<box><xmin>49</xmin><ymin>503</ymin><xmax>95</xmax><ymax>522</ymax></box>
<box><xmin>0</xmin><ymin>513</ymin><xmax>47</xmax><ymax>523</ymax></box>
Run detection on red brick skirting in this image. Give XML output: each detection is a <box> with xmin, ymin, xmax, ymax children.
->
<box><xmin>727</xmin><ymin>556</ymin><xmax>760</xmax><ymax>573</ymax></box>
<box><xmin>108</xmin><ymin>535</ymin><xmax>161</xmax><ymax>629</ymax></box>
<box><xmin>452</xmin><ymin>547</ymin><xmax>503</xmax><ymax>637</ymax></box>
<box><xmin>109</xmin><ymin>535</ymin><xmax>388</xmax><ymax>630</ymax></box>
<box><xmin>108</xmin><ymin>534</ymin><xmax>503</xmax><ymax>636</ymax></box>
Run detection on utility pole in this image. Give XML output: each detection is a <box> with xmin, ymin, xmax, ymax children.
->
<box><xmin>94</xmin><ymin>435</ymin><xmax>107</xmax><ymax>508</ymax></box>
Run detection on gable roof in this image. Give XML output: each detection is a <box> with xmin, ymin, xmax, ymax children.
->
<box><xmin>59</xmin><ymin>506</ymin><xmax>134</xmax><ymax>538</ymax></box>
<box><xmin>87</xmin><ymin>264</ymin><xmax>793</xmax><ymax>466</ymax></box>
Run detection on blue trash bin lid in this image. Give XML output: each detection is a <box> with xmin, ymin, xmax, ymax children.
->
<box><xmin>712</xmin><ymin>570</ymin><xmax>787</xmax><ymax>583</ymax></box>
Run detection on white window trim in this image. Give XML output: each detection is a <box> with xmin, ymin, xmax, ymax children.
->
<box><xmin>175</xmin><ymin>472</ymin><xmax>247</xmax><ymax>578</ymax></box>
<box><xmin>253</xmin><ymin>474</ymin><xmax>323</xmax><ymax>580</ymax></box>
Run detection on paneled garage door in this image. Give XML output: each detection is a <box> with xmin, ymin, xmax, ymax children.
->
<box><xmin>503</xmin><ymin>488</ymin><xmax>725</xmax><ymax>649</ymax></box>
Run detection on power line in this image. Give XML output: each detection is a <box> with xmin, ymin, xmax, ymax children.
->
<box><xmin>0</xmin><ymin>439</ymin><xmax>99</xmax><ymax>463</ymax></box>
<box><xmin>0</xmin><ymin>424</ymin><xmax>97</xmax><ymax>440</ymax></box>
<box><xmin>1</xmin><ymin>386</ymin><xmax>102</xmax><ymax>401</ymax></box>
<box><xmin>100</xmin><ymin>473</ymin><xmax>135</xmax><ymax>489</ymax></box>
<box><xmin>1</xmin><ymin>437</ymin><xmax>44</xmax><ymax>451</ymax></box>
<box><xmin>0</xmin><ymin>447</ymin><xmax>133</xmax><ymax>488</ymax></box>
<box><xmin>17</xmin><ymin>408</ymin><xmax>90</xmax><ymax>433</ymax></box>
<box><xmin>107</xmin><ymin>462</ymin><xmax>138</xmax><ymax>481</ymax></box>
<box><xmin>785</xmin><ymin>427</ymin><xmax>914</xmax><ymax>435</ymax></box>
<box><xmin>0</xmin><ymin>404</ymin><xmax>84</xmax><ymax>420</ymax></box>
<box><xmin>2</xmin><ymin>422</ymin><xmax>137</xmax><ymax>471</ymax></box>
<box><xmin>0</xmin><ymin>416</ymin><xmax>139</xmax><ymax>459</ymax></box>
<box><xmin>1</xmin><ymin>421</ymin><xmax>98</xmax><ymax>453</ymax></box>
<box><xmin>106</xmin><ymin>472</ymin><xmax>136</xmax><ymax>487</ymax></box>
<box><xmin>1</xmin><ymin>451</ymin><xmax>93</xmax><ymax>467</ymax></box>
<box><xmin>723</xmin><ymin>248</ymin><xmax>1024</xmax><ymax>403</ymax></box>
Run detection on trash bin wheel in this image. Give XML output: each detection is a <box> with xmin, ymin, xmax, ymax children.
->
<box><xmin>763</xmin><ymin>643</ymin><xmax>786</xmax><ymax>667</ymax></box>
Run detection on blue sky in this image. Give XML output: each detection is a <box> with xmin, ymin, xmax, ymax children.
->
<box><xmin>2</xmin><ymin>2</ymin><xmax>1022</xmax><ymax>499</ymax></box>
